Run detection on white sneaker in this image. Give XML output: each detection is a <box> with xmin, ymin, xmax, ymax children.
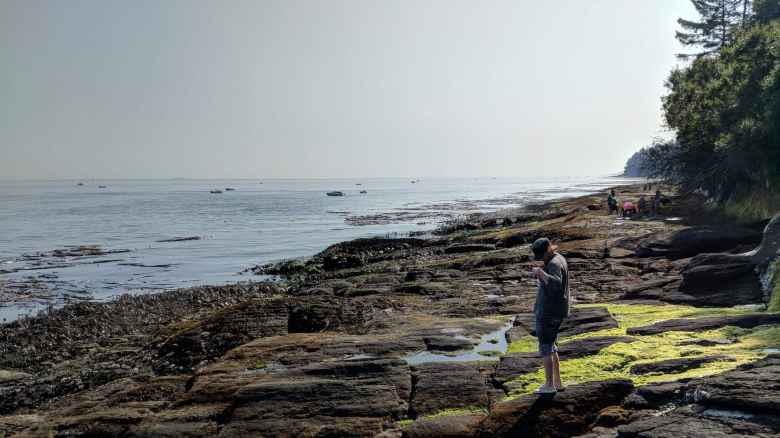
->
<box><xmin>533</xmin><ymin>384</ymin><xmax>557</xmax><ymax>395</ymax></box>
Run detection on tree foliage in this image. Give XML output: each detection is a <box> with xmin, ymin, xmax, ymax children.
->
<box><xmin>676</xmin><ymin>0</ymin><xmax>751</xmax><ymax>58</ymax></box>
<box><xmin>754</xmin><ymin>0</ymin><xmax>780</xmax><ymax>23</ymax></box>
<box><xmin>650</xmin><ymin>2</ymin><xmax>780</xmax><ymax>206</ymax></box>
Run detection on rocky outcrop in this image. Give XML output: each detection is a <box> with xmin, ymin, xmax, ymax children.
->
<box><xmin>410</xmin><ymin>363</ymin><xmax>492</xmax><ymax>416</ymax></box>
<box><xmin>629</xmin><ymin>355</ymin><xmax>735</xmax><ymax>375</ymax></box>
<box><xmin>616</xmin><ymin>355</ymin><xmax>780</xmax><ymax>437</ymax></box>
<box><xmin>627</xmin><ymin>313</ymin><xmax>780</xmax><ymax>336</ymax></box>
<box><xmin>671</xmin><ymin>212</ymin><xmax>780</xmax><ymax>307</ymax></box>
<box><xmin>478</xmin><ymin>379</ymin><xmax>634</xmax><ymax>437</ymax></box>
<box><xmin>317</xmin><ymin>237</ymin><xmax>427</xmax><ymax>271</ymax></box>
<box><xmin>3</xmin><ymin>185</ymin><xmax>779</xmax><ymax>438</ymax></box>
<box><xmin>152</xmin><ymin>297</ymin><xmax>289</xmax><ymax>373</ymax></box>
<box><xmin>0</xmin><ymin>283</ymin><xmax>281</xmax><ymax>371</ymax></box>
<box><xmin>634</xmin><ymin>226</ymin><xmax>762</xmax><ymax>259</ymax></box>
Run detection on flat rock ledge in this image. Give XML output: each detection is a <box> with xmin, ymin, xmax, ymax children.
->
<box><xmin>627</xmin><ymin>313</ymin><xmax>780</xmax><ymax>336</ymax></box>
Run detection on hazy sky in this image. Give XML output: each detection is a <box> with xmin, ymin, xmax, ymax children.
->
<box><xmin>0</xmin><ymin>0</ymin><xmax>694</xmax><ymax>179</ymax></box>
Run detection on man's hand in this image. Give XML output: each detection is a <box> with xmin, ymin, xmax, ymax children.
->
<box><xmin>532</xmin><ymin>267</ymin><xmax>548</xmax><ymax>284</ymax></box>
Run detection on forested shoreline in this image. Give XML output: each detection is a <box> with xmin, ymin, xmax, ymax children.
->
<box><xmin>626</xmin><ymin>0</ymin><xmax>780</xmax><ymax>218</ymax></box>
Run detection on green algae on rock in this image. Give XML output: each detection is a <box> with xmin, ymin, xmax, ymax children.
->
<box><xmin>503</xmin><ymin>303</ymin><xmax>776</xmax><ymax>396</ymax></box>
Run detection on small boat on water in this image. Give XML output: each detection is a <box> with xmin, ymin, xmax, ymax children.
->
<box><xmin>359</xmin><ymin>190</ymin><xmax>367</xmax><ymax>194</ymax></box>
<box><xmin>77</xmin><ymin>182</ymin><xmax>84</xmax><ymax>186</ymax></box>
<box><xmin>210</xmin><ymin>189</ymin><xmax>223</xmax><ymax>194</ymax></box>
<box><xmin>225</xmin><ymin>188</ymin><xmax>235</xmax><ymax>191</ymax></box>
<box><xmin>326</xmin><ymin>191</ymin><xmax>345</xmax><ymax>197</ymax></box>
<box><xmin>98</xmin><ymin>185</ymin><xmax>107</xmax><ymax>189</ymax></box>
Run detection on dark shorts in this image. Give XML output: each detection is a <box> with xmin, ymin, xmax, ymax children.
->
<box><xmin>536</xmin><ymin>317</ymin><xmax>563</xmax><ymax>356</ymax></box>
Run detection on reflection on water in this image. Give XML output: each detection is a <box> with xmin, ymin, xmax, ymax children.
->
<box><xmin>403</xmin><ymin>318</ymin><xmax>514</xmax><ymax>365</ymax></box>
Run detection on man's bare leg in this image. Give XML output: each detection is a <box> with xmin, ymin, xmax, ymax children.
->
<box><xmin>543</xmin><ymin>354</ymin><xmax>554</xmax><ymax>387</ymax></box>
<box><xmin>552</xmin><ymin>351</ymin><xmax>563</xmax><ymax>389</ymax></box>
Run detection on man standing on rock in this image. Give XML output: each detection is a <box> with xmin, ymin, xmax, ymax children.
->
<box><xmin>531</xmin><ymin>237</ymin><xmax>570</xmax><ymax>394</ymax></box>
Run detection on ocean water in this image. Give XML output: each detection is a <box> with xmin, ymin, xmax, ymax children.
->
<box><xmin>0</xmin><ymin>176</ymin><xmax>630</xmax><ymax>321</ymax></box>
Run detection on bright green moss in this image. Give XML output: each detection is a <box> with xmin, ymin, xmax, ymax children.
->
<box><xmin>397</xmin><ymin>419</ymin><xmax>414</xmax><ymax>427</ymax></box>
<box><xmin>503</xmin><ymin>303</ymin><xmax>774</xmax><ymax>397</ymax></box>
<box><xmin>397</xmin><ymin>406</ymin><xmax>488</xmax><ymax>429</ymax></box>
<box><xmin>478</xmin><ymin>350</ymin><xmax>502</xmax><ymax>357</ymax></box>
<box><xmin>248</xmin><ymin>360</ymin><xmax>266</xmax><ymax>370</ymax></box>
<box><xmin>426</xmin><ymin>406</ymin><xmax>488</xmax><ymax>418</ymax></box>
<box><xmin>507</xmin><ymin>334</ymin><xmax>538</xmax><ymax>353</ymax></box>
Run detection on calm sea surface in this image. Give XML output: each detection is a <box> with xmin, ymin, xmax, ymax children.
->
<box><xmin>0</xmin><ymin>176</ymin><xmax>633</xmax><ymax>320</ymax></box>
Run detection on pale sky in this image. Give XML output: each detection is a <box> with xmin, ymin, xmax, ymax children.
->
<box><xmin>0</xmin><ymin>0</ymin><xmax>694</xmax><ymax>179</ymax></box>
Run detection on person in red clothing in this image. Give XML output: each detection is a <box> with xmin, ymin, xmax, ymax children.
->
<box><xmin>623</xmin><ymin>200</ymin><xmax>637</xmax><ymax>217</ymax></box>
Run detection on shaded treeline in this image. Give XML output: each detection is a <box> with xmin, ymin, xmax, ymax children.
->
<box><xmin>634</xmin><ymin>1</ymin><xmax>780</xmax><ymax>215</ymax></box>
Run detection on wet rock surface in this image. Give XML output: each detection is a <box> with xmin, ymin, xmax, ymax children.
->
<box><xmin>616</xmin><ymin>355</ymin><xmax>780</xmax><ymax>437</ymax></box>
<box><xmin>2</xmin><ymin>184</ymin><xmax>780</xmax><ymax>437</ymax></box>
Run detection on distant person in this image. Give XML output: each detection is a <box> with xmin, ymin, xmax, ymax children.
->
<box><xmin>607</xmin><ymin>192</ymin><xmax>618</xmax><ymax>215</ymax></box>
<box><xmin>623</xmin><ymin>200</ymin><xmax>637</xmax><ymax>217</ymax></box>
<box><xmin>652</xmin><ymin>190</ymin><xmax>662</xmax><ymax>216</ymax></box>
<box><xmin>531</xmin><ymin>238</ymin><xmax>570</xmax><ymax>394</ymax></box>
<box><xmin>638</xmin><ymin>195</ymin><xmax>647</xmax><ymax>214</ymax></box>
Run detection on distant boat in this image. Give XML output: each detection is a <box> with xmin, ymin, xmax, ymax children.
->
<box><xmin>326</xmin><ymin>191</ymin><xmax>345</xmax><ymax>197</ymax></box>
<box><xmin>98</xmin><ymin>185</ymin><xmax>107</xmax><ymax>189</ymax></box>
<box><xmin>210</xmin><ymin>189</ymin><xmax>223</xmax><ymax>194</ymax></box>
<box><xmin>225</xmin><ymin>187</ymin><xmax>235</xmax><ymax>191</ymax></box>
<box><xmin>77</xmin><ymin>182</ymin><xmax>84</xmax><ymax>186</ymax></box>
<box><xmin>359</xmin><ymin>190</ymin><xmax>367</xmax><ymax>194</ymax></box>
<box><xmin>411</xmin><ymin>179</ymin><xmax>420</xmax><ymax>184</ymax></box>
<box><xmin>356</xmin><ymin>183</ymin><xmax>362</xmax><ymax>186</ymax></box>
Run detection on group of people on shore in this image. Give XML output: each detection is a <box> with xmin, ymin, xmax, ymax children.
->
<box><xmin>607</xmin><ymin>188</ymin><xmax>662</xmax><ymax>218</ymax></box>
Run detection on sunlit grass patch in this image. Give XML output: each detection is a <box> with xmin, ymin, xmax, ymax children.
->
<box><xmin>503</xmin><ymin>303</ymin><xmax>774</xmax><ymax>397</ymax></box>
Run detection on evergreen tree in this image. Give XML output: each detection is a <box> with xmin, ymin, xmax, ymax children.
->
<box><xmin>676</xmin><ymin>0</ymin><xmax>749</xmax><ymax>58</ymax></box>
<box><xmin>754</xmin><ymin>0</ymin><xmax>780</xmax><ymax>22</ymax></box>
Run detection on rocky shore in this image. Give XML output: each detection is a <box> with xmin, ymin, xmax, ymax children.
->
<box><xmin>1</xmin><ymin>184</ymin><xmax>779</xmax><ymax>437</ymax></box>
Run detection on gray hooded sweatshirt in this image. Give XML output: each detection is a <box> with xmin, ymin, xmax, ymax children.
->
<box><xmin>533</xmin><ymin>253</ymin><xmax>571</xmax><ymax>320</ymax></box>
